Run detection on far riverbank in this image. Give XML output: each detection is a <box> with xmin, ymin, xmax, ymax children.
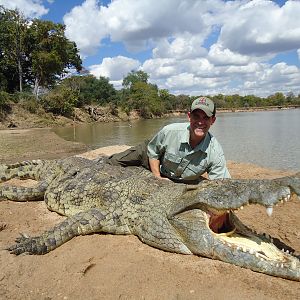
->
<box><xmin>0</xmin><ymin>101</ymin><xmax>299</xmax><ymax>130</ymax></box>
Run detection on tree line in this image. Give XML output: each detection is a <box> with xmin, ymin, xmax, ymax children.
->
<box><xmin>1</xmin><ymin>6</ymin><xmax>299</xmax><ymax>120</ymax></box>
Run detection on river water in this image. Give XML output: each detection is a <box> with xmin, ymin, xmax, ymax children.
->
<box><xmin>53</xmin><ymin>109</ymin><xmax>300</xmax><ymax>171</ymax></box>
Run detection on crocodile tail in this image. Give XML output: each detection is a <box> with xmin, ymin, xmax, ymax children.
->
<box><xmin>0</xmin><ymin>160</ymin><xmax>45</xmax><ymax>182</ymax></box>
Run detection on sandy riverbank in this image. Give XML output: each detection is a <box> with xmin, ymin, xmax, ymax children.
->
<box><xmin>0</xmin><ymin>128</ymin><xmax>299</xmax><ymax>300</ymax></box>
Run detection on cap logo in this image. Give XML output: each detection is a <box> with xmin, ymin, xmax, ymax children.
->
<box><xmin>196</xmin><ymin>97</ymin><xmax>209</xmax><ymax>106</ymax></box>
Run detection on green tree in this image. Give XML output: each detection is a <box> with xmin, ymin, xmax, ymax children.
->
<box><xmin>41</xmin><ymin>84</ymin><xmax>78</xmax><ymax>117</ymax></box>
<box><xmin>174</xmin><ymin>94</ymin><xmax>191</xmax><ymax>110</ymax></box>
<box><xmin>27</xmin><ymin>19</ymin><xmax>82</xmax><ymax>97</ymax></box>
<box><xmin>122</xmin><ymin>70</ymin><xmax>149</xmax><ymax>89</ymax></box>
<box><xmin>0</xmin><ymin>6</ymin><xmax>29</xmax><ymax>92</ymax></box>
<box><xmin>267</xmin><ymin>92</ymin><xmax>286</xmax><ymax>106</ymax></box>
<box><xmin>286</xmin><ymin>91</ymin><xmax>295</xmax><ymax>104</ymax></box>
<box><xmin>211</xmin><ymin>94</ymin><xmax>226</xmax><ymax>108</ymax></box>
<box><xmin>159</xmin><ymin>89</ymin><xmax>176</xmax><ymax>111</ymax></box>
<box><xmin>125</xmin><ymin>81</ymin><xmax>163</xmax><ymax>117</ymax></box>
<box><xmin>76</xmin><ymin>75</ymin><xmax>117</xmax><ymax>106</ymax></box>
<box><xmin>0</xmin><ymin>6</ymin><xmax>82</xmax><ymax>97</ymax></box>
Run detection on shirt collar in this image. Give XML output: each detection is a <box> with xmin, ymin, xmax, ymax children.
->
<box><xmin>195</xmin><ymin>132</ymin><xmax>212</xmax><ymax>153</ymax></box>
<box><xmin>184</xmin><ymin>124</ymin><xmax>212</xmax><ymax>153</ymax></box>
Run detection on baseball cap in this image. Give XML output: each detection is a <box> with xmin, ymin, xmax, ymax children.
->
<box><xmin>190</xmin><ymin>97</ymin><xmax>216</xmax><ymax>117</ymax></box>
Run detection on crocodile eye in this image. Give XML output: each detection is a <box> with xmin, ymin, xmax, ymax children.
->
<box><xmin>72</xmin><ymin>171</ymin><xmax>79</xmax><ymax>176</ymax></box>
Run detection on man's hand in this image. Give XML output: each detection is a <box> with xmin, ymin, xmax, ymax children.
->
<box><xmin>149</xmin><ymin>158</ymin><xmax>171</xmax><ymax>181</ymax></box>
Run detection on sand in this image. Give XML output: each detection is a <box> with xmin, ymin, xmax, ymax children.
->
<box><xmin>0</xmin><ymin>128</ymin><xmax>299</xmax><ymax>300</ymax></box>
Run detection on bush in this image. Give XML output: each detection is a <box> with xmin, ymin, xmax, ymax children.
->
<box><xmin>9</xmin><ymin>92</ymin><xmax>40</xmax><ymax>113</ymax></box>
<box><xmin>20</xmin><ymin>97</ymin><xmax>40</xmax><ymax>114</ymax></box>
<box><xmin>0</xmin><ymin>91</ymin><xmax>12</xmax><ymax>120</ymax></box>
<box><xmin>0</xmin><ymin>91</ymin><xmax>12</xmax><ymax>110</ymax></box>
<box><xmin>41</xmin><ymin>86</ymin><xmax>78</xmax><ymax>117</ymax></box>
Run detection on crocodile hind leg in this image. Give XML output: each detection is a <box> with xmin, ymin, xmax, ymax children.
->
<box><xmin>7</xmin><ymin>207</ymin><xmax>114</xmax><ymax>255</ymax></box>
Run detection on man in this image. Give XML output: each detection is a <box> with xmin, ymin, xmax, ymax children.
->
<box><xmin>147</xmin><ymin>96</ymin><xmax>230</xmax><ymax>183</ymax></box>
<box><xmin>108</xmin><ymin>96</ymin><xmax>230</xmax><ymax>183</ymax></box>
<box><xmin>107</xmin><ymin>96</ymin><xmax>230</xmax><ymax>232</ymax></box>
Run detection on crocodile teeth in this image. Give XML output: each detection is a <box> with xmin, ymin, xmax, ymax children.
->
<box><xmin>266</xmin><ymin>206</ymin><xmax>273</xmax><ymax>217</ymax></box>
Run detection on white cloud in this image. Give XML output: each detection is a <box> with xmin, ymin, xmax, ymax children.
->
<box><xmin>181</xmin><ymin>58</ymin><xmax>215</xmax><ymax>77</ymax></box>
<box><xmin>239</xmin><ymin>62</ymin><xmax>300</xmax><ymax>96</ymax></box>
<box><xmin>63</xmin><ymin>0</ymin><xmax>224</xmax><ymax>56</ymax></box>
<box><xmin>217</xmin><ymin>0</ymin><xmax>300</xmax><ymax>56</ymax></box>
<box><xmin>165</xmin><ymin>72</ymin><xmax>229</xmax><ymax>95</ymax></box>
<box><xmin>141</xmin><ymin>56</ymin><xmax>300</xmax><ymax>97</ymax></box>
<box><xmin>100</xmin><ymin>0</ymin><xmax>214</xmax><ymax>48</ymax></box>
<box><xmin>261</xmin><ymin>63</ymin><xmax>299</xmax><ymax>83</ymax></box>
<box><xmin>63</xmin><ymin>0</ymin><xmax>106</xmax><ymax>56</ymax></box>
<box><xmin>89</xmin><ymin>56</ymin><xmax>141</xmax><ymax>81</ymax></box>
<box><xmin>0</xmin><ymin>0</ymin><xmax>48</xmax><ymax>18</ymax></box>
<box><xmin>208</xmin><ymin>44</ymin><xmax>251</xmax><ymax>66</ymax></box>
<box><xmin>224</xmin><ymin>62</ymin><xmax>262</xmax><ymax>75</ymax></box>
<box><xmin>2</xmin><ymin>0</ymin><xmax>300</xmax><ymax>97</ymax></box>
<box><xmin>142</xmin><ymin>58</ymin><xmax>177</xmax><ymax>79</ymax></box>
<box><xmin>166</xmin><ymin>73</ymin><xmax>198</xmax><ymax>89</ymax></box>
<box><xmin>153</xmin><ymin>34</ymin><xmax>207</xmax><ymax>60</ymax></box>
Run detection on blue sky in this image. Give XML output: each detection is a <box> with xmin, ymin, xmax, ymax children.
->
<box><xmin>1</xmin><ymin>0</ymin><xmax>300</xmax><ymax>97</ymax></box>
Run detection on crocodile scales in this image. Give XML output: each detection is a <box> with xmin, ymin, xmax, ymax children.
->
<box><xmin>0</xmin><ymin>156</ymin><xmax>299</xmax><ymax>281</ymax></box>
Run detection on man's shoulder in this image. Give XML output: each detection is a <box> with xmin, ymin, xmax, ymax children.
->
<box><xmin>206</xmin><ymin>133</ymin><xmax>224</xmax><ymax>152</ymax></box>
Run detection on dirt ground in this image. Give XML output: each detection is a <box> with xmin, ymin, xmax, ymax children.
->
<box><xmin>0</xmin><ymin>128</ymin><xmax>299</xmax><ymax>300</ymax></box>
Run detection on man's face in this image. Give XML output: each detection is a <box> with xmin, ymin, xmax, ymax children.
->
<box><xmin>188</xmin><ymin>109</ymin><xmax>216</xmax><ymax>141</ymax></box>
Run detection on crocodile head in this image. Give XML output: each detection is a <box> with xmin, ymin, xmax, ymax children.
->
<box><xmin>169</xmin><ymin>173</ymin><xmax>300</xmax><ymax>281</ymax></box>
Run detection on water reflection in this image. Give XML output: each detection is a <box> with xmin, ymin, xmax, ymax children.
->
<box><xmin>53</xmin><ymin>109</ymin><xmax>300</xmax><ymax>171</ymax></box>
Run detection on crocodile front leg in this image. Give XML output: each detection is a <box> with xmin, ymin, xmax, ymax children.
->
<box><xmin>7</xmin><ymin>208</ymin><xmax>112</xmax><ymax>255</ymax></box>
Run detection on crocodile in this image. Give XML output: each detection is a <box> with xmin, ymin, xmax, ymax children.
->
<box><xmin>0</xmin><ymin>156</ymin><xmax>300</xmax><ymax>281</ymax></box>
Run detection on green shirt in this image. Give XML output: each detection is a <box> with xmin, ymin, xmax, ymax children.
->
<box><xmin>147</xmin><ymin>122</ymin><xmax>230</xmax><ymax>183</ymax></box>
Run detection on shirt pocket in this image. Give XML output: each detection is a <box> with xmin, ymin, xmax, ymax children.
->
<box><xmin>163</xmin><ymin>152</ymin><xmax>182</xmax><ymax>170</ymax></box>
<box><xmin>185</xmin><ymin>159</ymin><xmax>208</xmax><ymax>176</ymax></box>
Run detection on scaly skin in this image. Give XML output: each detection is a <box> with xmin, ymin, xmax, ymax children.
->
<box><xmin>0</xmin><ymin>157</ymin><xmax>299</xmax><ymax>281</ymax></box>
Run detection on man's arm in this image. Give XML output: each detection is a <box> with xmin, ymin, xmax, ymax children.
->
<box><xmin>147</xmin><ymin>128</ymin><xmax>171</xmax><ymax>180</ymax></box>
<box><xmin>148</xmin><ymin>158</ymin><xmax>161</xmax><ymax>178</ymax></box>
<box><xmin>205</xmin><ymin>137</ymin><xmax>231</xmax><ymax>180</ymax></box>
<box><xmin>207</xmin><ymin>153</ymin><xmax>231</xmax><ymax>180</ymax></box>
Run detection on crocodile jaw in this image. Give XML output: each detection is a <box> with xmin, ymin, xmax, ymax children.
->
<box><xmin>171</xmin><ymin>210</ymin><xmax>300</xmax><ymax>281</ymax></box>
<box><xmin>215</xmin><ymin>213</ymin><xmax>300</xmax><ymax>281</ymax></box>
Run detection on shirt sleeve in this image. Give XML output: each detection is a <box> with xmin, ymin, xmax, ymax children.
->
<box><xmin>207</xmin><ymin>151</ymin><xmax>231</xmax><ymax>180</ymax></box>
<box><xmin>147</xmin><ymin>128</ymin><xmax>166</xmax><ymax>160</ymax></box>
